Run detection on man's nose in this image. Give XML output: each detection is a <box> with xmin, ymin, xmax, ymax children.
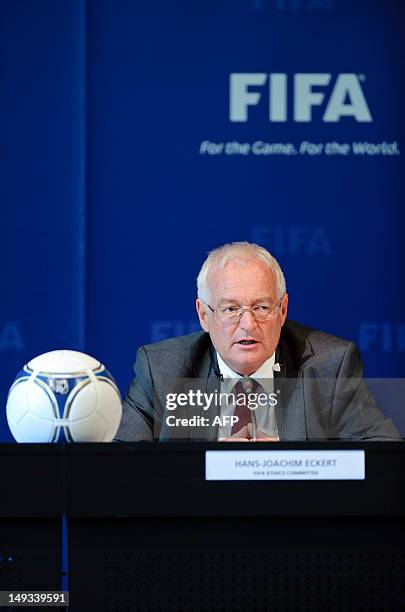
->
<box><xmin>238</xmin><ymin>309</ymin><xmax>258</xmax><ymax>331</ymax></box>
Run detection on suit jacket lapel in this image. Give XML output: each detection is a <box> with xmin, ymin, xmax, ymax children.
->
<box><xmin>274</xmin><ymin>329</ymin><xmax>313</xmax><ymax>441</ymax></box>
<box><xmin>186</xmin><ymin>346</ymin><xmax>220</xmax><ymax>441</ymax></box>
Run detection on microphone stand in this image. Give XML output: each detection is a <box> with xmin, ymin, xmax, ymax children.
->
<box><xmin>251</xmin><ymin>410</ymin><xmax>258</xmax><ymax>442</ymax></box>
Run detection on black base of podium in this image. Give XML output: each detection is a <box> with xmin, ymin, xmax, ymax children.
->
<box><xmin>0</xmin><ymin>519</ymin><xmax>62</xmax><ymax>610</ymax></box>
<box><xmin>69</xmin><ymin>516</ymin><xmax>405</xmax><ymax>611</ymax></box>
<box><xmin>1</xmin><ymin>443</ymin><xmax>405</xmax><ymax>611</ymax></box>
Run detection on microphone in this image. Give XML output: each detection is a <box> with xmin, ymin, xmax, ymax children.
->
<box><xmin>251</xmin><ymin>409</ymin><xmax>258</xmax><ymax>442</ymax></box>
<box><xmin>209</xmin><ymin>345</ymin><xmax>223</xmax><ymax>381</ymax></box>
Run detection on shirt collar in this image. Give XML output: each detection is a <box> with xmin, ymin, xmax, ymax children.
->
<box><xmin>216</xmin><ymin>351</ymin><xmax>276</xmax><ymax>381</ymax></box>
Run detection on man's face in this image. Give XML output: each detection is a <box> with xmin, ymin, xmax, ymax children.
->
<box><xmin>196</xmin><ymin>259</ymin><xmax>288</xmax><ymax>375</ymax></box>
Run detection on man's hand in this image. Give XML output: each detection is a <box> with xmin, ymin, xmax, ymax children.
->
<box><xmin>219</xmin><ymin>425</ymin><xmax>250</xmax><ymax>442</ymax></box>
<box><xmin>247</xmin><ymin>423</ymin><xmax>278</xmax><ymax>442</ymax></box>
<box><xmin>219</xmin><ymin>424</ymin><xmax>278</xmax><ymax>442</ymax></box>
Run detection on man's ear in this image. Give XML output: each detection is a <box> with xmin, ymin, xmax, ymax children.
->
<box><xmin>196</xmin><ymin>298</ymin><xmax>209</xmax><ymax>332</ymax></box>
<box><xmin>280</xmin><ymin>293</ymin><xmax>288</xmax><ymax>326</ymax></box>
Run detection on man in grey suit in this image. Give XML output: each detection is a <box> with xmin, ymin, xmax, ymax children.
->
<box><xmin>116</xmin><ymin>242</ymin><xmax>399</xmax><ymax>442</ymax></box>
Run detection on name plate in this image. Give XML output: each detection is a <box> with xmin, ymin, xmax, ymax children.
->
<box><xmin>205</xmin><ymin>450</ymin><xmax>365</xmax><ymax>481</ymax></box>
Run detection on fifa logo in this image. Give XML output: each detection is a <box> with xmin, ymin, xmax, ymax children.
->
<box><xmin>229</xmin><ymin>73</ymin><xmax>372</xmax><ymax>122</ymax></box>
<box><xmin>359</xmin><ymin>323</ymin><xmax>405</xmax><ymax>352</ymax></box>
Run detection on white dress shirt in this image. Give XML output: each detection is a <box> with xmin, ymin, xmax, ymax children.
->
<box><xmin>216</xmin><ymin>352</ymin><xmax>280</xmax><ymax>440</ymax></box>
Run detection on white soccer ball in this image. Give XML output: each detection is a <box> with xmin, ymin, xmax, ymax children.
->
<box><xmin>6</xmin><ymin>350</ymin><xmax>122</xmax><ymax>443</ymax></box>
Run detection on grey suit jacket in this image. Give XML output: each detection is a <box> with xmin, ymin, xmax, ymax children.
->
<box><xmin>115</xmin><ymin>320</ymin><xmax>400</xmax><ymax>441</ymax></box>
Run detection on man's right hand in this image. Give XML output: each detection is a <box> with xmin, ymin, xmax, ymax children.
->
<box><xmin>219</xmin><ymin>424</ymin><xmax>279</xmax><ymax>442</ymax></box>
<box><xmin>219</xmin><ymin>425</ymin><xmax>250</xmax><ymax>442</ymax></box>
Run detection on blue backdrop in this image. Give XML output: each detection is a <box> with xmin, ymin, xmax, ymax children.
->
<box><xmin>1</xmin><ymin>0</ymin><xmax>404</xmax><ymax>441</ymax></box>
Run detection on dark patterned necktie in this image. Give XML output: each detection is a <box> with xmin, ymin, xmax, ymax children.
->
<box><xmin>231</xmin><ymin>378</ymin><xmax>256</xmax><ymax>435</ymax></box>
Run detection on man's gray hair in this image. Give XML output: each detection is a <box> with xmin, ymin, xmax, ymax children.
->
<box><xmin>197</xmin><ymin>241</ymin><xmax>286</xmax><ymax>302</ymax></box>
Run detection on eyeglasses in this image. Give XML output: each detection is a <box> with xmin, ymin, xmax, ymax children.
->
<box><xmin>203</xmin><ymin>298</ymin><xmax>283</xmax><ymax>325</ymax></box>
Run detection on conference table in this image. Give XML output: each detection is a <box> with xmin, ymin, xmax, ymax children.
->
<box><xmin>1</xmin><ymin>442</ymin><xmax>404</xmax><ymax>611</ymax></box>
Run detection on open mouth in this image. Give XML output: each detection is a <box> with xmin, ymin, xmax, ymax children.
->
<box><xmin>237</xmin><ymin>340</ymin><xmax>258</xmax><ymax>345</ymax></box>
